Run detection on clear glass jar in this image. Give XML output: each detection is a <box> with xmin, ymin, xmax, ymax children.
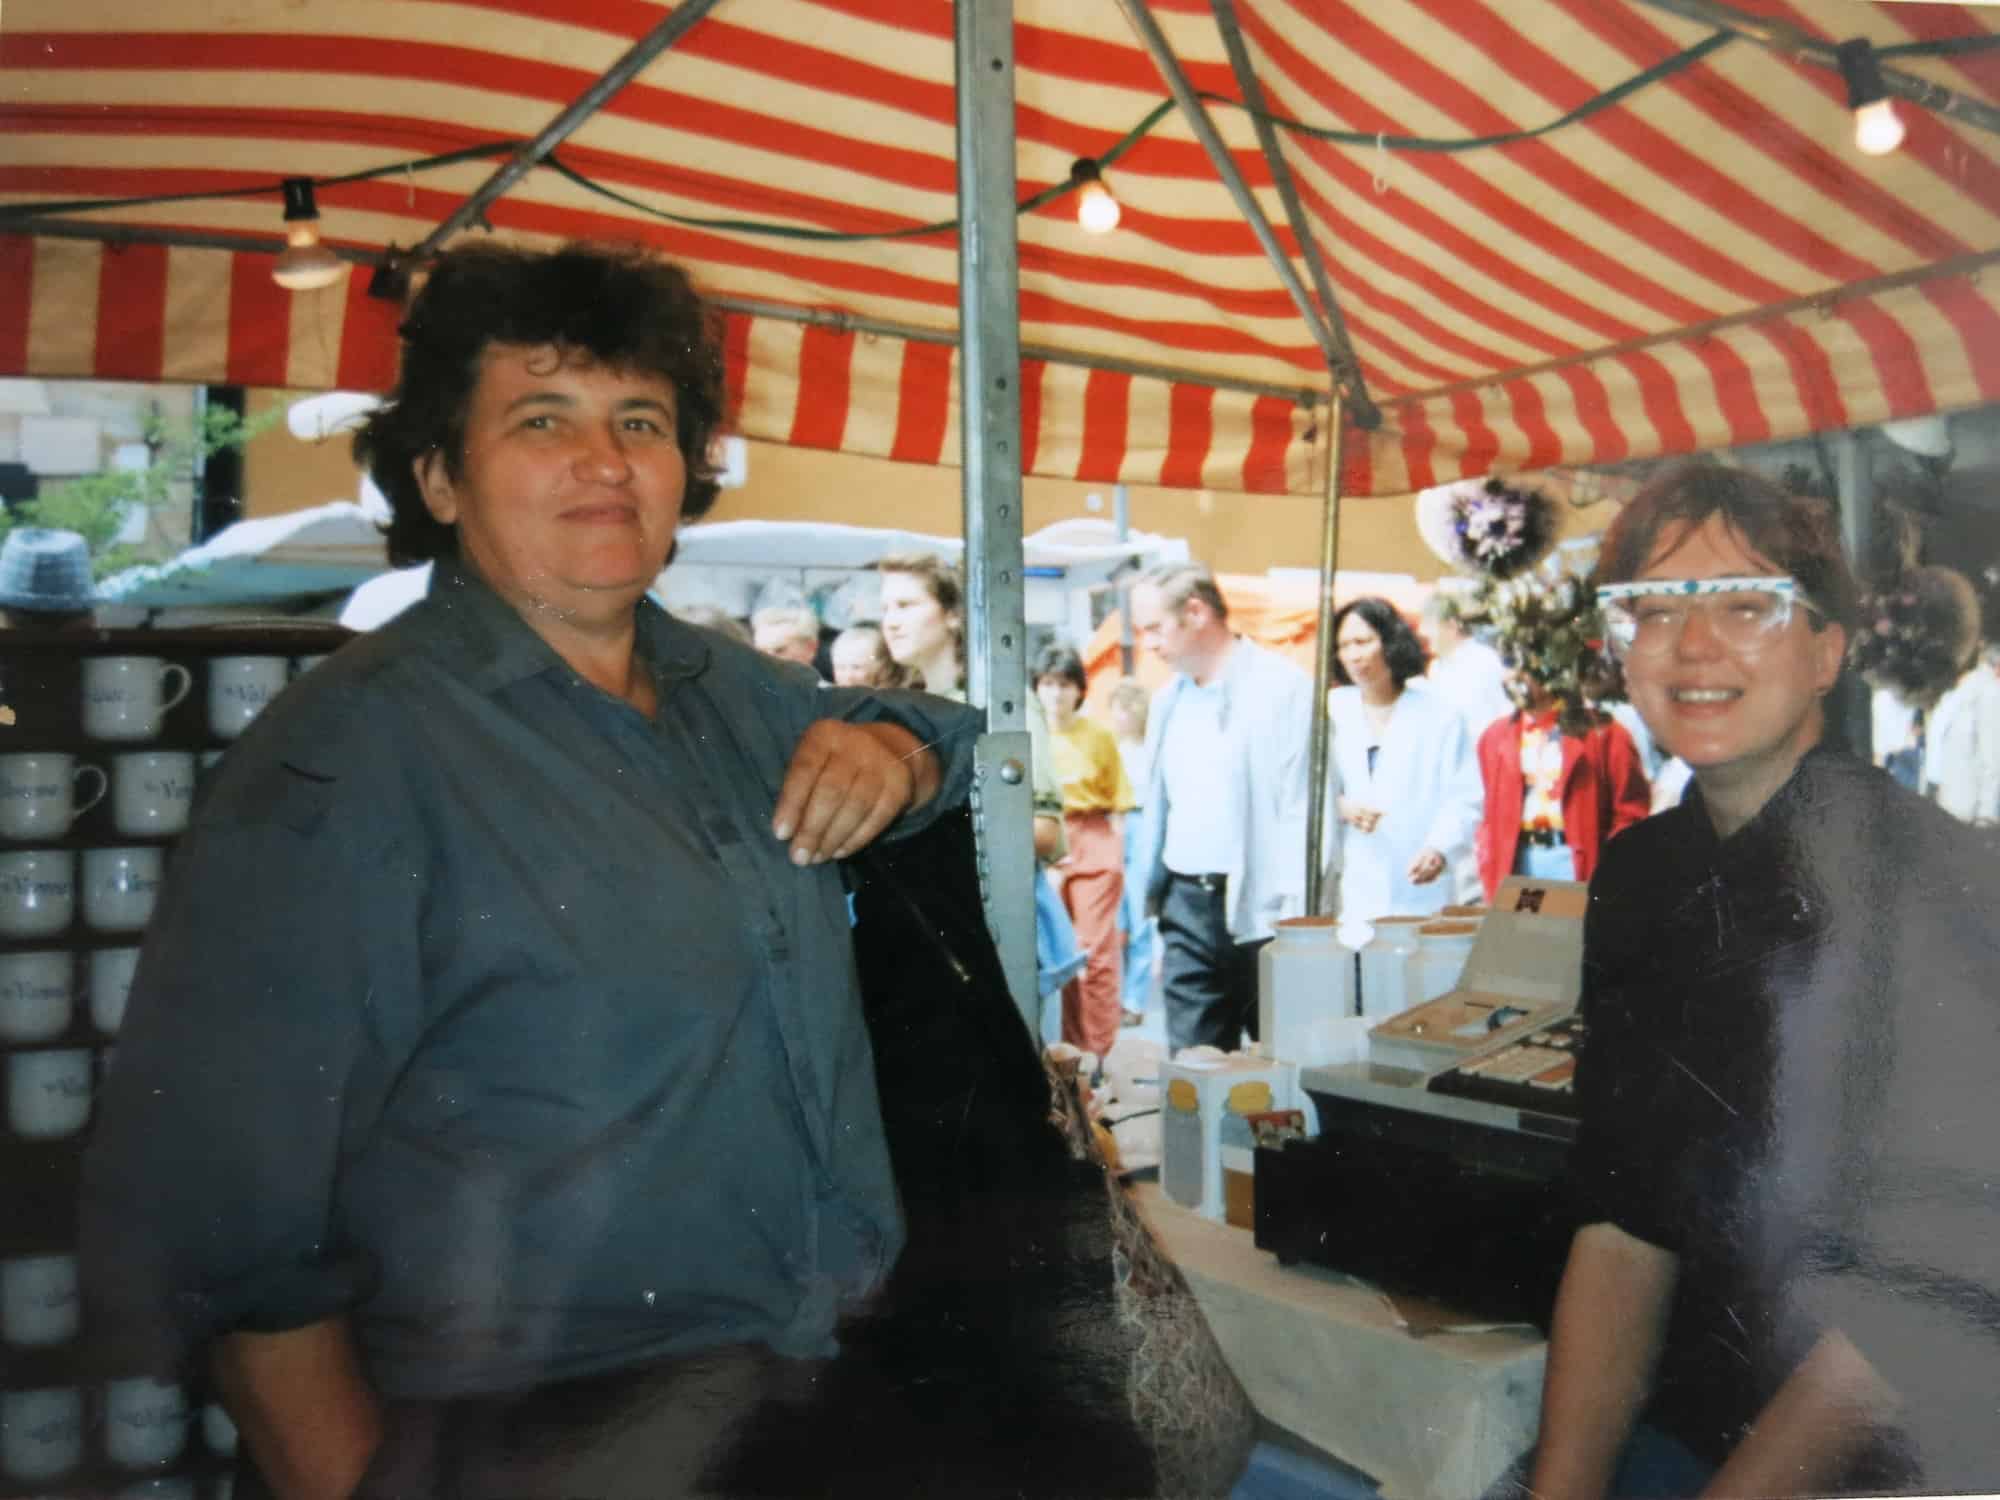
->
<box><xmin>1357</xmin><ymin>914</ymin><xmax>1428</xmax><ymax>1019</ymax></box>
<box><xmin>1412</xmin><ymin>919</ymin><xmax>1482</xmax><ymax>1004</ymax></box>
<box><xmin>1258</xmin><ymin>916</ymin><xmax>1357</xmax><ymax>1065</ymax></box>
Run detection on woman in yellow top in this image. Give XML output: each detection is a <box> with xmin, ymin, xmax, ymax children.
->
<box><xmin>1033</xmin><ymin>643</ymin><xmax>1136</xmax><ymax>1061</ymax></box>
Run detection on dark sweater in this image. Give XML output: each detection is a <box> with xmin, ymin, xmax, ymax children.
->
<box><xmin>1574</xmin><ymin>746</ymin><xmax>2000</xmax><ymax>1490</ymax></box>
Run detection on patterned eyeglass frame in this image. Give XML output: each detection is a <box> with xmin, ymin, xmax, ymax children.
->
<box><xmin>1594</xmin><ymin>575</ymin><xmax>1821</xmax><ymax>656</ymax></box>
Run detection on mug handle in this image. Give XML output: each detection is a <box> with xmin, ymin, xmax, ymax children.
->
<box><xmin>158</xmin><ymin>662</ymin><xmax>193</xmax><ymax>714</ymax></box>
<box><xmin>72</xmin><ymin>763</ymin><xmax>108</xmax><ymax>819</ymax></box>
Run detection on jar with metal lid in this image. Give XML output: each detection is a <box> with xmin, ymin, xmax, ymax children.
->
<box><xmin>1257</xmin><ymin>915</ymin><xmax>1358</xmax><ymax>1065</ymax></box>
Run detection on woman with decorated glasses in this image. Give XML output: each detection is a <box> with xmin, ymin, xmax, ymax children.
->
<box><xmin>1519</xmin><ymin>462</ymin><xmax>2000</xmax><ymax>1498</ymax></box>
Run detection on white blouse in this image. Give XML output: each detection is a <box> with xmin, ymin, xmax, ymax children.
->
<box><xmin>1328</xmin><ymin>682</ymin><xmax>1483</xmax><ymax>923</ymax></box>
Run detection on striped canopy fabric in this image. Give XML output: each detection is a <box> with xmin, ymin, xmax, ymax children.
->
<box><xmin>3</xmin><ymin>0</ymin><xmax>1997</xmax><ymax>497</ymax></box>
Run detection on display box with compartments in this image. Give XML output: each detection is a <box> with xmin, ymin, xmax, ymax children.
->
<box><xmin>1159</xmin><ymin>1052</ymin><xmax>1297</xmax><ymax>1223</ymax></box>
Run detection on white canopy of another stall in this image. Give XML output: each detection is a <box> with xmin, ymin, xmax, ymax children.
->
<box><xmin>339</xmin><ymin>517</ymin><xmax>1189</xmax><ymax>640</ymax></box>
<box><xmin>94</xmin><ymin>499</ymin><xmax>390</xmax><ymax>615</ymax></box>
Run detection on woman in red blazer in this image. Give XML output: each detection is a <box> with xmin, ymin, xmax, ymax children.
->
<box><xmin>1476</xmin><ymin>683</ymin><xmax>1652</xmax><ymax>900</ymax></box>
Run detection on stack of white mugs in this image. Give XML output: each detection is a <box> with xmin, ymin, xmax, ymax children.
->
<box><xmin>0</xmin><ymin>646</ymin><xmax>326</xmax><ymax>1495</ymax></box>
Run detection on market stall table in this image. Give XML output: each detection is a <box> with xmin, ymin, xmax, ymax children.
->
<box><xmin>1134</xmin><ymin>1183</ymin><xmax>1544</xmax><ymax>1500</ymax></box>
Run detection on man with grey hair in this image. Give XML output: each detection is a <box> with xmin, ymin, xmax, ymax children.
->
<box><xmin>1127</xmin><ymin>562</ymin><xmax>1314</xmax><ymax>1052</ymax></box>
<box><xmin>1421</xmin><ymin>587</ymin><xmax>1511</xmax><ymax>743</ymax></box>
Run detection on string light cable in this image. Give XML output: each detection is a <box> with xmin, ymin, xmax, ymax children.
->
<box><xmin>1</xmin><ymin>27</ymin><xmax>1992</xmax><ymax>250</ymax></box>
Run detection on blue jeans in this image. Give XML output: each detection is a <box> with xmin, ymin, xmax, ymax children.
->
<box><xmin>1515</xmin><ymin>841</ymin><xmax>1577</xmax><ymax>882</ymax></box>
<box><xmin>1117</xmin><ymin>805</ymin><xmax>1157</xmax><ymax>1012</ymax></box>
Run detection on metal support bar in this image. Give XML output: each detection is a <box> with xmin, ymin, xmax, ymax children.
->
<box><xmin>1630</xmin><ymin>0</ymin><xmax>2000</xmax><ymax>140</ymax></box>
<box><xmin>1400</xmin><ymin>245</ymin><xmax>2000</xmax><ymax>408</ymax></box>
<box><xmin>410</xmin><ymin>0</ymin><xmax>726</xmax><ymax>257</ymax></box>
<box><xmin>969</xmin><ymin>731</ymin><xmax>1038</xmax><ymax>1034</ymax></box>
<box><xmin>5</xmin><ymin>218</ymin><xmax>388</xmax><ymax>267</ymax></box>
<box><xmin>1115</xmin><ymin>483</ymin><xmax>1135</xmax><ymax>677</ymax></box>
<box><xmin>1833</xmin><ymin>429</ymin><xmax>1876</xmax><ymax>760</ymax></box>
<box><xmin>4</xmin><ymin>219</ymin><xmax>1326</xmax><ymax>412</ymax></box>
<box><xmin>1305</xmin><ymin>396</ymin><xmax>1346</xmax><ymax>917</ymax></box>
<box><xmin>1208</xmin><ymin>0</ymin><xmax>1380</xmax><ymax>430</ymax></box>
<box><xmin>956</xmin><ymin>0</ymin><xmax>1038</xmax><ymax>1028</ymax></box>
<box><xmin>1114</xmin><ymin>0</ymin><xmax>1377</xmax><ymax>430</ymax></box>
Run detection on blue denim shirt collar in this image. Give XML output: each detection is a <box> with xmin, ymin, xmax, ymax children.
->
<box><xmin>423</xmin><ymin>553</ymin><xmax>713</xmax><ymax>695</ymax></box>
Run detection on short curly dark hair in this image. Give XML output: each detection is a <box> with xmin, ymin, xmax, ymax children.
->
<box><xmin>1331</xmin><ymin>596</ymin><xmax>1428</xmax><ymax>688</ymax></box>
<box><xmin>1031</xmin><ymin>641</ymin><xmax>1087</xmax><ymax>694</ymax></box>
<box><xmin>354</xmin><ymin>241</ymin><xmax>725</xmax><ymax>566</ymax></box>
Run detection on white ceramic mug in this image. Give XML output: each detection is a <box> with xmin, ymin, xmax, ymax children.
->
<box><xmin>0</xmin><ymin>950</ymin><xmax>73</xmax><ymax>1043</ymax></box>
<box><xmin>90</xmin><ymin>946</ymin><xmax>144</xmax><ymax>1036</ymax></box>
<box><xmin>105</xmin><ymin>1376</ymin><xmax>189</xmax><ymax>1469</ymax></box>
<box><xmin>111</xmin><ymin>752</ymin><xmax>196</xmax><ymax>838</ymax></box>
<box><xmin>0</xmin><ymin>1385</ymin><xmax>82</xmax><ymax>1481</ymax></box>
<box><xmin>0</xmin><ymin>754</ymin><xmax>107</xmax><ymax>842</ymax></box>
<box><xmin>206</xmin><ymin>656</ymin><xmax>288</xmax><ymax>740</ymax></box>
<box><xmin>82</xmin><ymin>846</ymin><xmax>163</xmax><ymax>934</ymax></box>
<box><xmin>0</xmin><ymin>849</ymin><xmax>75</xmax><ymax>939</ymax></box>
<box><xmin>0</xmin><ymin>1252</ymin><xmax>80</xmax><ymax>1348</ymax></box>
<box><xmin>7</xmin><ymin>1048</ymin><xmax>92</xmax><ymax>1139</ymax></box>
<box><xmin>291</xmin><ymin>653</ymin><xmax>330</xmax><ymax>677</ymax></box>
<box><xmin>81</xmin><ymin>657</ymin><xmax>193</xmax><ymax>743</ymax></box>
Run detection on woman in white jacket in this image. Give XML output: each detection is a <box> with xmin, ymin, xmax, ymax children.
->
<box><xmin>1328</xmin><ymin>596</ymin><xmax>1483</xmax><ymax>923</ymax></box>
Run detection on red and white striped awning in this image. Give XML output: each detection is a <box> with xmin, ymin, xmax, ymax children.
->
<box><xmin>4</xmin><ymin>0</ymin><xmax>1998</xmax><ymax>497</ymax></box>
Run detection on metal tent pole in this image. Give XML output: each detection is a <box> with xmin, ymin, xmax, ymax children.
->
<box><xmin>1208</xmin><ymin>0</ymin><xmax>1378</xmax><ymax>429</ymax></box>
<box><xmin>408</xmin><ymin>0</ymin><xmax>727</xmax><ymax>258</ymax></box>
<box><xmin>1115</xmin><ymin>483</ymin><xmax>1135</xmax><ymax>677</ymax></box>
<box><xmin>1114</xmin><ymin>0</ymin><xmax>1378</xmax><ymax>430</ymax></box>
<box><xmin>707</xmin><ymin>293</ymin><xmax>1320</xmax><ymax>406</ymax></box>
<box><xmin>1305</xmin><ymin>397</ymin><xmax>1346</xmax><ymax>917</ymax></box>
<box><xmin>1833</xmin><ymin>430</ymin><xmax>1877</xmax><ymax>760</ymax></box>
<box><xmin>1629</xmin><ymin>0</ymin><xmax>2000</xmax><ymax>140</ymax></box>
<box><xmin>956</xmin><ymin>0</ymin><xmax>1039</xmax><ymax>1028</ymax></box>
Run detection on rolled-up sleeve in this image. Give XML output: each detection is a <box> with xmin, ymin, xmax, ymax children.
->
<box><xmin>80</xmin><ymin>762</ymin><xmax>421</xmax><ymax>1375</ymax></box>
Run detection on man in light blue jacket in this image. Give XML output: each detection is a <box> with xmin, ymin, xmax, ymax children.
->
<box><xmin>1128</xmin><ymin>563</ymin><xmax>1315</xmax><ymax>1053</ymax></box>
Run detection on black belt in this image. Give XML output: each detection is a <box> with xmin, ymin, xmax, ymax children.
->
<box><xmin>1518</xmin><ymin>826</ymin><xmax>1567</xmax><ymax>849</ymax></box>
<box><xmin>1168</xmin><ymin>870</ymin><xmax>1227</xmax><ymax>892</ymax></box>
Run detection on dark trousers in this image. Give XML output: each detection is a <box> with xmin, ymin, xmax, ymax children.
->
<box><xmin>1158</xmin><ymin>872</ymin><xmax>1267</xmax><ymax>1054</ymax></box>
<box><xmin>236</xmin><ymin>1343</ymin><xmax>823</xmax><ymax>1500</ymax></box>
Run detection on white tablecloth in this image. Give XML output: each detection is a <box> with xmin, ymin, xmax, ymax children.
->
<box><xmin>1134</xmin><ymin>1184</ymin><xmax>1545</xmax><ymax>1500</ymax></box>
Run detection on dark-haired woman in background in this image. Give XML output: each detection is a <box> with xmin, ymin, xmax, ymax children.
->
<box><xmin>1327</xmin><ymin>596</ymin><xmax>1482</xmax><ymax>923</ymax></box>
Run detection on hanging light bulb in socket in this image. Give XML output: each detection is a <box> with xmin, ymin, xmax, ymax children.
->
<box><xmin>272</xmin><ymin>177</ymin><xmax>347</xmax><ymax>291</ymax></box>
<box><xmin>1069</xmin><ymin>158</ymin><xmax>1121</xmax><ymax>234</ymax></box>
<box><xmin>1838</xmin><ymin>38</ymin><xmax>1905</xmax><ymax>157</ymax></box>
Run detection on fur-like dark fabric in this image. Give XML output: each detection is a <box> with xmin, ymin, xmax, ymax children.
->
<box><xmin>702</xmin><ymin>806</ymin><xmax>1163</xmax><ymax>1498</ymax></box>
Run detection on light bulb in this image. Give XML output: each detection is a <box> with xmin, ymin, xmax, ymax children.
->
<box><xmin>273</xmin><ymin>223</ymin><xmax>346</xmax><ymax>291</ymax></box>
<box><xmin>1068</xmin><ymin>158</ymin><xmax>1121</xmax><ymax>235</ymax></box>
<box><xmin>1854</xmin><ymin>98</ymin><xmax>1905</xmax><ymax>157</ymax></box>
<box><xmin>1077</xmin><ymin>179</ymin><xmax>1121</xmax><ymax>234</ymax></box>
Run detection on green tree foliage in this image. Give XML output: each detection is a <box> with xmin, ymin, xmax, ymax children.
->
<box><xmin>0</xmin><ymin>401</ymin><xmax>277</xmax><ymax>578</ymax></box>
